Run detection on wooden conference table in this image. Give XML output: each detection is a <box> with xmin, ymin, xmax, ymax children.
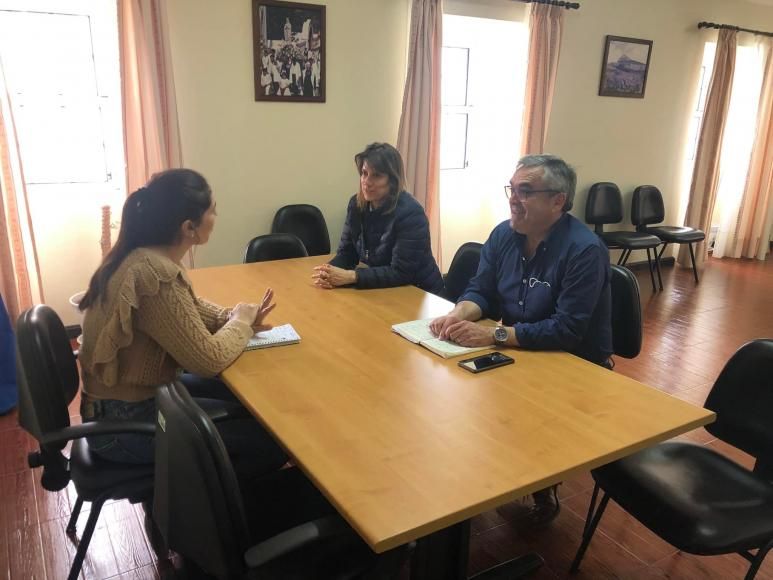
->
<box><xmin>188</xmin><ymin>255</ymin><xmax>715</xmax><ymax>578</ymax></box>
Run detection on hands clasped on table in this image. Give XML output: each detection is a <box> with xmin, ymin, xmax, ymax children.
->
<box><xmin>312</xmin><ymin>263</ymin><xmax>356</xmax><ymax>289</ymax></box>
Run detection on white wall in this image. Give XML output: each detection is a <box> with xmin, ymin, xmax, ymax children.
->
<box><xmin>166</xmin><ymin>0</ymin><xmax>410</xmax><ymax>270</ymax></box>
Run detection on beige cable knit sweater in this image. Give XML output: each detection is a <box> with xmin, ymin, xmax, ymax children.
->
<box><xmin>79</xmin><ymin>248</ymin><xmax>254</xmax><ymax>402</ymax></box>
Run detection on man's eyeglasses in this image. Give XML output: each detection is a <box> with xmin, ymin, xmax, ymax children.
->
<box><xmin>504</xmin><ymin>185</ymin><xmax>561</xmax><ymax>200</ymax></box>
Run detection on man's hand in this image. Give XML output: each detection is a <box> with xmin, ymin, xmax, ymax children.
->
<box><xmin>312</xmin><ymin>264</ymin><xmax>357</xmax><ymax>289</ymax></box>
<box><xmin>429</xmin><ymin>314</ymin><xmax>463</xmax><ymax>340</ymax></box>
<box><xmin>430</xmin><ymin>301</ymin><xmax>484</xmax><ymax>340</ymax></box>
<box><xmin>445</xmin><ymin>321</ymin><xmax>495</xmax><ymax>347</ymax></box>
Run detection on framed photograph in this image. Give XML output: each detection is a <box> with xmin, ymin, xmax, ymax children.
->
<box><xmin>598</xmin><ymin>35</ymin><xmax>653</xmax><ymax>98</ymax></box>
<box><xmin>252</xmin><ymin>0</ymin><xmax>325</xmax><ymax>102</ymax></box>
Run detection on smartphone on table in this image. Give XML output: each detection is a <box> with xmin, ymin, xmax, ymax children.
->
<box><xmin>458</xmin><ymin>352</ymin><xmax>514</xmax><ymax>373</ymax></box>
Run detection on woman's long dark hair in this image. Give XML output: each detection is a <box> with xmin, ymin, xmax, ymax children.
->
<box><xmin>354</xmin><ymin>143</ymin><xmax>406</xmax><ymax>213</ymax></box>
<box><xmin>79</xmin><ymin>169</ymin><xmax>212</xmax><ymax>310</ymax></box>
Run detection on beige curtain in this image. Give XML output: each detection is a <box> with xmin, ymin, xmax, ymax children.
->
<box><xmin>520</xmin><ymin>3</ymin><xmax>564</xmax><ymax>156</ymax></box>
<box><xmin>0</xmin><ymin>58</ymin><xmax>43</xmax><ymax>322</ymax></box>
<box><xmin>118</xmin><ymin>0</ymin><xmax>182</xmax><ymax>194</ymax></box>
<box><xmin>679</xmin><ymin>29</ymin><xmax>737</xmax><ymax>269</ymax></box>
<box><xmin>732</xmin><ymin>38</ymin><xmax>773</xmax><ymax>260</ymax></box>
<box><xmin>397</xmin><ymin>0</ymin><xmax>443</xmax><ymax>266</ymax></box>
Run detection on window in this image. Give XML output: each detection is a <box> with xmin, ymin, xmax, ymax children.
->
<box><xmin>438</xmin><ymin>14</ymin><xmax>528</xmax><ymax>268</ymax></box>
<box><xmin>440</xmin><ymin>46</ymin><xmax>470</xmax><ymax>170</ymax></box>
<box><xmin>680</xmin><ymin>41</ymin><xmax>764</xmax><ymax>255</ymax></box>
<box><xmin>0</xmin><ymin>0</ymin><xmax>124</xmax><ymax>189</ymax></box>
<box><xmin>0</xmin><ymin>0</ymin><xmax>125</xmax><ymax>326</ymax></box>
<box><xmin>686</xmin><ymin>63</ymin><xmax>710</xmax><ymax>162</ymax></box>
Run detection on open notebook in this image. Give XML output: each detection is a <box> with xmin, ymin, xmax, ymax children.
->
<box><xmin>391</xmin><ymin>318</ymin><xmax>490</xmax><ymax>359</ymax></box>
<box><xmin>245</xmin><ymin>324</ymin><xmax>301</xmax><ymax>351</ymax></box>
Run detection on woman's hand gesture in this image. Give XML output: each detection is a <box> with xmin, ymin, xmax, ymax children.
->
<box><xmin>230</xmin><ymin>288</ymin><xmax>276</xmax><ymax>332</ymax></box>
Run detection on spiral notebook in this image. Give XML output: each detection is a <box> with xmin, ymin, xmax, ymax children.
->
<box><xmin>245</xmin><ymin>324</ymin><xmax>301</xmax><ymax>351</ymax></box>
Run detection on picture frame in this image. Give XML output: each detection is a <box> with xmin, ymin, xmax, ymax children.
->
<box><xmin>598</xmin><ymin>35</ymin><xmax>653</xmax><ymax>98</ymax></box>
<box><xmin>252</xmin><ymin>0</ymin><xmax>325</xmax><ymax>102</ymax></box>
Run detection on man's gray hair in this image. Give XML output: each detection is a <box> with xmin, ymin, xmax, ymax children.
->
<box><xmin>516</xmin><ymin>154</ymin><xmax>577</xmax><ymax>212</ymax></box>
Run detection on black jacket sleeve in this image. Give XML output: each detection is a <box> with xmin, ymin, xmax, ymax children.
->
<box><xmin>329</xmin><ymin>195</ymin><xmax>360</xmax><ymax>269</ymax></box>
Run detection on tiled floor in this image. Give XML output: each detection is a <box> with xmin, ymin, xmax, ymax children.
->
<box><xmin>1</xmin><ymin>255</ymin><xmax>772</xmax><ymax>579</ymax></box>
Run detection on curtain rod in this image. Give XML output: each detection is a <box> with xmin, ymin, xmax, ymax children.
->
<box><xmin>518</xmin><ymin>0</ymin><xmax>581</xmax><ymax>10</ymax></box>
<box><xmin>698</xmin><ymin>21</ymin><xmax>773</xmax><ymax>38</ymax></box>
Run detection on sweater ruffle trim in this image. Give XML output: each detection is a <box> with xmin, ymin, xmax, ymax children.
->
<box><xmin>87</xmin><ymin>250</ymin><xmax>187</xmax><ymax>388</ymax></box>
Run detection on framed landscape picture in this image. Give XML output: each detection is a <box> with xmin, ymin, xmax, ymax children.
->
<box><xmin>598</xmin><ymin>35</ymin><xmax>653</xmax><ymax>98</ymax></box>
<box><xmin>252</xmin><ymin>0</ymin><xmax>325</xmax><ymax>102</ymax></box>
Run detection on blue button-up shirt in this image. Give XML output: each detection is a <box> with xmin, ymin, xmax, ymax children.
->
<box><xmin>460</xmin><ymin>213</ymin><xmax>613</xmax><ymax>365</ymax></box>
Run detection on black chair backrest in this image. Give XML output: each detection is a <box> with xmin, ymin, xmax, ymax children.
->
<box><xmin>154</xmin><ymin>382</ymin><xmax>250</xmax><ymax>579</ymax></box>
<box><xmin>631</xmin><ymin>185</ymin><xmax>665</xmax><ymax>228</ymax></box>
<box><xmin>442</xmin><ymin>242</ymin><xmax>483</xmax><ymax>303</ymax></box>
<box><xmin>610</xmin><ymin>265</ymin><xmax>642</xmax><ymax>359</ymax></box>
<box><xmin>16</xmin><ymin>305</ymin><xmax>79</xmax><ymax>445</ymax></box>
<box><xmin>244</xmin><ymin>233</ymin><xmax>309</xmax><ymax>264</ymax></box>
<box><xmin>585</xmin><ymin>182</ymin><xmax>624</xmax><ymax>233</ymax></box>
<box><xmin>704</xmin><ymin>339</ymin><xmax>773</xmax><ymax>470</ymax></box>
<box><xmin>271</xmin><ymin>204</ymin><xmax>331</xmax><ymax>256</ymax></box>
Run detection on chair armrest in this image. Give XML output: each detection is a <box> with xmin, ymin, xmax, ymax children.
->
<box><xmin>244</xmin><ymin>515</ymin><xmax>350</xmax><ymax>569</ymax></box>
<box><xmin>206</xmin><ymin>402</ymin><xmax>251</xmax><ymax>423</ymax></box>
<box><xmin>39</xmin><ymin>420</ymin><xmax>156</xmax><ymax>446</ymax></box>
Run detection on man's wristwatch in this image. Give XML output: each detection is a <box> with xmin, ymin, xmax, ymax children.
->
<box><xmin>493</xmin><ymin>325</ymin><xmax>508</xmax><ymax>346</ymax></box>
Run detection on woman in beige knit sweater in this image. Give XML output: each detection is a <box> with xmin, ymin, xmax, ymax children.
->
<box><xmin>78</xmin><ymin>169</ymin><xmax>287</xmax><ymax>479</ymax></box>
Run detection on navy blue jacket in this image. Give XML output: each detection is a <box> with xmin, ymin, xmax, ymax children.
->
<box><xmin>460</xmin><ymin>214</ymin><xmax>613</xmax><ymax>365</ymax></box>
<box><xmin>330</xmin><ymin>192</ymin><xmax>444</xmax><ymax>294</ymax></box>
<box><xmin>0</xmin><ymin>293</ymin><xmax>17</xmax><ymax>414</ymax></box>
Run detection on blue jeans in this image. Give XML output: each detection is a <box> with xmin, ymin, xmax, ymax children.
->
<box><xmin>82</xmin><ymin>374</ymin><xmax>288</xmax><ymax>481</ymax></box>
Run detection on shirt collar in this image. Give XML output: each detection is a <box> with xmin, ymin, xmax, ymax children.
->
<box><xmin>512</xmin><ymin>212</ymin><xmax>570</xmax><ymax>251</ymax></box>
<box><xmin>543</xmin><ymin>213</ymin><xmax>571</xmax><ymax>247</ymax></box>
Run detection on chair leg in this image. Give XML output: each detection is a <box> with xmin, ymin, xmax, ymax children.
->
<box><xmin>657</xmin><ymin>242</ymin><xmax>669</xmax><ymax>261</ymax></box>
<box><xmin>68</xmin><ymin>496</ymin><xmax>106</xmax><ymax>580</ymax></box>
<box><xmin>653</xmin><ymin>248</ymin><xmax>663</xmax><ymax>291</ymax></box>
<box><xmin>645</xmin><ymin>249</ymin><xmax>657</xmax><ymax>293</ymax></box>
<box><xmin>744</xmin><ymin>539</ymin><xmax>773</xmax><ymax>580</ymax></box>
<box><xmin>618</xmin><ymin>249</ymin><xmax>630</xmax><ymax>266</ymax></box>
<box><xmin>66</xmin><ymin>496</ymin><xmax>84</xmax><ymax>535</ymax></box>
<box><xmin>570</xmin><ymin>483</ymin><xmax>610</xmax><ymax>573</ymax></box>
<box><xmin>688</xmin><ymin>243</ymin><xmax>700</xmax><ymax>284</ymax></box>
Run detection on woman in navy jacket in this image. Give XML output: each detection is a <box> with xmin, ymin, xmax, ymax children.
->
<box><xmin>313</xmin><ymin>143</ymin><xmax>443</xmax><ymax>295</ymax></box>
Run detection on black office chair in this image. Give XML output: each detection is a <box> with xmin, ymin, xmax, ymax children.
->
<box><xmin>610</xmin><ymin>265</ymin><xmax>642</xmax><ymax>359</ymax></box>
<box><xmin>585</xmin><ymin>182</ymin><xmax>663</xmax><ymax>292</ymax></box>
<box><xmin>271</xmin><ymin>204</ymin><xmax>331</xmax><ymax>256</ymax></box>
<box><xmin>570</xmin><ymin>339</ymin><xmax>773</xmax><ymax>580</ymax></box>
<box><xmin>16</xmin><ymin>305</ymin><xmax>155</xmax><ymax>580</ymax></box>
<box><xmin>632</xmin><ymin>185</ymin><xmax>705</xmax><ymax>284</ymax></box>
<box><xmin>441</xmin><ymin>242</ymin><xmax>483</xmax><ymax>303</ymax></box>
<box><xmin>153</xmin><ymin>381</ymin><xmax>410</xmax><ymax>579</ymax></box>
<box><xmin>244</xmin><ymin>233</ymin><xmax>309</xmax><ymax>263</ymax></box>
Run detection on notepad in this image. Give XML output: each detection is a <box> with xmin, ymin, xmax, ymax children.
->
<box><xmin>245</xmin><ymin>324</ymin><xmax>301</xmax><ymax>351</ymax></box>
<box><xmin>391</xmin><ymin>318</ymin><xmax>490</xmax><ymax>359</ymax></box>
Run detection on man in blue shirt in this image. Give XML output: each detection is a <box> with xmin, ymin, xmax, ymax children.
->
<box><xmin>430</xmin><ymin>154</ymin><xmax>613</xmax><ymax>525</ymax></box>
